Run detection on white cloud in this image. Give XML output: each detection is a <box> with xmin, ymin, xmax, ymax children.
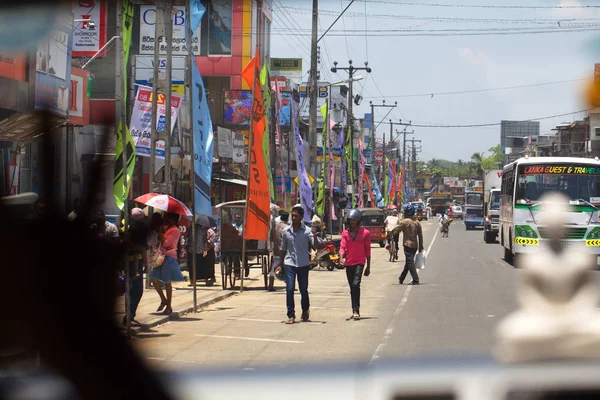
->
<box><xmin>459</xmin><ymin>48</ymin><xmax>492</xmax><ymax>66</ymax></box>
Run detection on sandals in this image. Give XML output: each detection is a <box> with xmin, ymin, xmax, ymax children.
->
<box><xmin>285</xmin><ymin>318</ymin><xmax>295</xmax><ymax>324</ymax></box>
<box><xmin>156</xmin><ymin>301</ymin><xmax>167</xmax><ymax>312</ymax></box>
<box><xmin>352</xmin><ymin>313</ymin><xmax>360</xmax><ymax>320</ymax></box>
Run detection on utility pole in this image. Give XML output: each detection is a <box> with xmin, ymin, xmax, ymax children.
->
<box><xmin>407</xmin><ymin>138</ymin><xmax>422</xmax><ymax>200</ymax></box>
<box><xmin>150</xmin><ymin>0</ymin><xmax>173</xmax><ymax>194</ymax></box>
<box><xmin>331</xmin><ymin>60</ymin><xmax>371</xmax><ymax>204</ymax></box>
<box><xmin>309</xmin><ymin>0</ymin><xmax>319</xmax><ymax>190</ymax></box>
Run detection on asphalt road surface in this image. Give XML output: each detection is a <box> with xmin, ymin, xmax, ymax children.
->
<box><xmin>134</xmin><ymin>220</ymin><xmax>521</xmax><ymax>371</ymax></box>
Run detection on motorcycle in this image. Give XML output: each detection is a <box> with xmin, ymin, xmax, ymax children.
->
<box><xmin>416</xmin><ymin>210</ymin><xmax>424</xmax><ymax>221</ymax></box>
<box><xmin>310</xmin><ymin>242</ymin><xmax>340</xmax><ymax>271</ymax></box>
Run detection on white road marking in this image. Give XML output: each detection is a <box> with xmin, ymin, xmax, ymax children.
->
<box><xmin>369</xmin><ymin>224</ymin><xmax>439</xmax><ymax>365</ymax></box>
<box><xmin>194</xmin><ymin>334</ymin><xmax>304</xmax><ymax>344</ymax></box>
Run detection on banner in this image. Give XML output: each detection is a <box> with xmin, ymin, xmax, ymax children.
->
<box><xmin>189</xmin><ymin>1</ymin><xmax>215</xmax><ymax>217</ymax></box>
<box><xmin>113</xmin><ymin>0</ymin><xmax>136</xmax><ymax>211</ymax></box>
<box><xmin>317</xmin><ymin>101</ymin><xmax>327</xmax><ymax>216</ymax></box>
<box><xmin>397</xmin><ymin>168</ymin><xmax>404</xmax><ymax>205</ymax></box>
<box><xmin>217</xmin><ymin>126</ymin><xmax>233</xmax><ymax>159</ymax></box>
<box><xmin>345</xmin><ymin>125</ymin><xmax>353</xmax><ymax>208</ymax></box>
<box><xmin>260</xmin><ymin>65</ymin><xmax>274</xmax><ymax>203</ymax></box>
<box><xmin>291</xmin><ymin>94</ymin><xmax>312</xmax><ymax>222</ymax></box>
<box><xmin>232</xmin><ymin>131</ymin><xmax>246</xmax><ymax>163</ymax></box>
<box><xmin>372</xmin><ymin>167</ymin><xmax>384</xmax><ymax>208</ymax></box>
<box><xmin>71</xmin><ymin>0</ymin><xmax>108</xmax><ymax>57</ymax></box>
<box><xmin>242</xmin><ymin>50</ymin><xmax>270</xmax><ymax>240</ymax></box>
<box><xmin>129</xmin><ymin>88</ymin><xmax>182</xmax><ymax>159</ymax></box>
<box><xmin>388</xmin><ymin>159</ymin><xmax>396</xmax><ymax>205</ymax></box>
<box><xmin>364</xmin><ymin>172</ymin><xmax>375</xmax><ymax>206</ymax></box>
<box><xmin>339</xmin><ymin>129</ymin><xmax>346</xmax><ymax>201</ymax></box>
<box><xmin>329</xmin><ymin>126</ymin><xmax>336</xmax><ymax>221</ymax></box>
<box><xmin>358</xmin><ymin>136</ymin><xmax>365</xmax><ymax>208</ymax></box>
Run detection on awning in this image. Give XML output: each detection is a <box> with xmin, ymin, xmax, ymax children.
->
<box><xmin>0</xmin><ymin>112</ymin><xmax>65</xmax><ymax>143</ymax></box>
<box><xmin>214</xmin><ymin>177</ymin><xmax>248</xmax><ymax>186</ymax></box>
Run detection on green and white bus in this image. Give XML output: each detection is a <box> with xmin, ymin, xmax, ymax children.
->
<box><xmin>500</xmin><ymin>156</ymin><xmax>600</xmax><ymax>262</ymax></box>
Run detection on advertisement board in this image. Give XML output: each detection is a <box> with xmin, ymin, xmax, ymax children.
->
<box><xmin>270</xmin><ymin>58</ymin><xmax>302</xmax><ymax>82</ymax></box>
<box><xmin>71</xmin><ymin>0</ymin><xmax>107</xmax><ymax>57</ymax></box>
<box><xmin>0</xmin><ymin>53</ymin><xmax>26</xmax><ymax>81</ymax></box>
<box><xmin>35</xmin><ymin>13</ymin><xmax>73</xmax><ymax>117</ymax></box>
<box><xmin>208</xmin><ymin>0</ymin><xmax>232</xmax><ymax>55</ymax></box>
<box><xmin>68</xmin><ymin>66</ymin><xmax>90</xmax><ymax>126</ymax></box>
<box><xmin>129</xmin><ymin>87</ymin><xmax>182</xmax><ymax>159</ymax></box>
<box><xmin>134</xmin><ymin>55</ymin><xmax>186</xmax><ymax>83</ymax></box>
<box><xmin>223</xmin><ymin>90</ymin><xmax>252</xmax><ymax>129</ymax></box>
<box><xmin>139</xmin><ymin>5</ymin><xmax>201</xmax><ymax>56</ymax></box>
<box><xmin>217</xmin><ymin>126</ymin><xmax>233</xmax><ymax>159</ymax></box>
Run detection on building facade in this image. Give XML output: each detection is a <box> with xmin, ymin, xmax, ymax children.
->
<box><xmin>500</xmin><ymin>120</ymin><xmax>540</xmax><ymax>165</ymax></box>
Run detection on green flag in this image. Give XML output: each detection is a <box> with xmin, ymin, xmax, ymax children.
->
<box><xmin>260</xmin><ymin>65</ymin><xmax>274</xmax><ymax>202</ymax></box>
<box><xmin>113</xmin><ymin>0</ymin><xmax>136</xmax><ymax>210</ymax></box>
<box><xmin>383</xmin><ymin>157</ymin><xmax>389</xmax><ymax>206</ymax></box>
<box><xmin>317</xmin><ymin>102</ymin><xmax>327</xmax><ymax>215</ymax></box>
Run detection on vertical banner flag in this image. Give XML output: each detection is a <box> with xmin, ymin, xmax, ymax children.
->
<box><xmin>113</xmin><ymin>0</ymin><xmax>136</xmax><ymax>210</ymax></box>
<box><xmin>274</xmin><ymin>82</ymin><xmax>284</xmax><ymax>203</ymax></box>
<box><xmin>345</xmin><ymin>125</ymin><xmax>354</xmax><ymax>208</ymax></box>
<box><xmin>339</xmin><ymin>129</ymin><xmax>346</xmax><ymax>198</ymax></box>
<box><xmin>383</xmin><ymin>157</ymin><xmax>389</xmax><ymax>206</ymax></box>
<box><xmin>364</xmin><ymin>172</ymin><xmax>375</xmax><ymax>206</ymax></box>
<box><xmin>317</xmin><ymin>101</ymin><xmax>327</xmax><ymax>216</ymax></box>
<box><xmin>291</xmin><ymin>94</ymin><xmax>313</xmax><ymax>221</ymax></box>
<box><xmin>242</xmin><ymin>50</ymin><xmax>270</xmax><ymax>239</ymax></box>
<box><xmin>260</xmin><ymin>65</ymin><xmax>274</xmax><ymax>202</ymax></box>
<box><xmin>388</xmin><ymin>159</ymin><xmax>396</xmax><ymax>204</ymax></box>
<box><xmin>329</xmin><ymin>125</ymin><xmax>337</xmax><ymax>221</ymax></box>
<box><xmin>358</xmin><ymin>136</ymin><xmax>365</xmax><ymax>208</ymax></box>
<box><xmin>189</xmin><ymin>1</ymin><xmax>215</xmax><ymax>217</ymax></box>
<box><xmin>372</xmin><ymin>168</ymin><xmax>385</xmax><ymax>208</ymax></box>
<box><xmin>397</xmin><ymin>168</ymin><xmax>403</xmax><ymax>205</ymax></box>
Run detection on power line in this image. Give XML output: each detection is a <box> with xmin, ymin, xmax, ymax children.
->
<box><xmin>353</xmin><ymin>1</ymin><xmax>600</xmax><ymax>10</ymax></box>
<box><xmin>340</xmin><ymin>0</ymin><xmax>351</xmax><ymax>59</ymax></box>
<box><xmin>373</xmin><ymin>108</ymin><xmax>595</xmax><ymax>128</ymax></box>
<box><xmin>362</xmin><ymin>77</ymin><xmax>594</xmax><ymax>99</ymax></box>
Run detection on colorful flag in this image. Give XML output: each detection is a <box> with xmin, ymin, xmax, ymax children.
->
<box><xmin>388</xmin><ymin>159</ymin><xmax>396</xmax><ymax>204</ymax></box>
<box><xmin>242</xmin><ymin>51</ymin><xmax>270</xmax><ymax>239</ymax></box>
<box><xmin>358</xmin><ymin>137</ymin><xmax>365</xmax><ymax>208</ymax></box>
<box><xmin>188</xmin><ymin>1</ymin><xmax>214</xmax><ymax>217</ymax></box>
<box><xmin>339</xmin><ymin>129</ymin><xmax>346</xmax><ymax>197</ymax></box>
<box><xmin>260</xmin><ymin>65</ymin><xmax>274</xmax><ymax>202</ymax></box>
<box><xmin>113</xmin><ymin>0</ymin><xmax>136</xmax><ymax>210</ymax></box>
<box><xmin>291</xmin><ymin>95</ymin><xmax>313</xmax><ymax>222</ymax></box>
<box><xmin>345</xmin><ymin>125</ymin><xmax>353</xmax><ymax>208</ymax></box>
<box><xmin>317</xmin><ymin>101</ymin><xmax>327</xmax><ymax>216</ymax></box>
<box><xmin>364</xmin><ymin>172</ymin><xmax>375</xmax><ymax>206</ymax></box>
<box><xmin>329</xmin><ymin>124</ymin><xmax>336</xmax><ymax>221</ymax></box>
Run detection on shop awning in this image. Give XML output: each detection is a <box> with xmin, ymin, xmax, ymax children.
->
<box><xmin>214</xmin><ymin>177</ymin><xmax>248</xmax><ymax>186</ymax></box>
<box><xmin>0</xmin><ymin>112</ymin><xmax>65</xmax><ymax>143</ymax></box>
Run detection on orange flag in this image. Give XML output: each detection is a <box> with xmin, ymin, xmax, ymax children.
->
<box><xmin>364</xmin><ymin>172</ymin><xmax>376</xmax><ymax>206</ymax></box>
<box><xmin>242</xmin><ymin>50</ymin><xmax>269</xmax><ymax>240</ymax></box>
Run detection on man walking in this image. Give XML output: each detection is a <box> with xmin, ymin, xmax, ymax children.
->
<box><xmin>339</xmin><ymin>209</ymin><xmax>371</xmax><ymax>320</ymax></box>
<box><xmin>277</xmin><ymin>205</ymin><xmax>323</xmax><ymax>324</ymax></box>
<box><xmin>269</xmin><ymin>210</ymin><xmax>289</xmax><ymax>291</ymax></box>
<box><xmin>398</xmin><ymin>204</ymin><xmax>425</xmax><ymax>285</ymax></box>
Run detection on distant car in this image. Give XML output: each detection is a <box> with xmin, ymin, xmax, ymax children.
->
<box><xmin>452</xmin><ymin>205</ymin><xmax>464</xmax><ymax>219</ymax></box>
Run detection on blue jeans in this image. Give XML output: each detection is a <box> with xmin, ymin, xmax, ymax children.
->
<box><xmin>129</xmin><ymin>258</ymin><xmax>144</xmax><ymax>319</ymax></box>
<box><xmin>284</xmin><ymin>265</ymin><xmax>310</xmax><ymax>319</ymax></box>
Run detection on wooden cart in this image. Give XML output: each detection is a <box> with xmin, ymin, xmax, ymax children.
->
<box><xmin>216</xmin><ymin>200</ymin><xmax>276</xmax><ymax>290</ymax></box>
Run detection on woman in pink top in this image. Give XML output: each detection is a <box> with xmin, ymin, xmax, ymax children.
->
<box><xmin>339</xmin><ymin>209</ymin><xmax>371</xmax><ymax>320</ymax></box>
<box><xmin>148</xmin><ymin>212</ymin><xmax>185</xmax><ymax>315</ymax></box>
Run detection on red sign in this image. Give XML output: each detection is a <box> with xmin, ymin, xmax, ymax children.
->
<box><xmin>71</xmin><ymin>0</ymin><xmax>108</xmax><ymax>58</ymax></box>
<box><xmin>0</xmin><ymin>53</ymin><xmax>26</xmax><ymax>81</ymax></box>
<box><xmin>68</xmin><ymin>67</ymin><xmax>90</xmax><ymax>126</ymax></box>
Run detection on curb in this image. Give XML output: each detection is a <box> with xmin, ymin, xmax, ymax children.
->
<box><xmin>128</xmin><ymin>291</ymin><xmax>237</xmax><ymax>335</ymax></box>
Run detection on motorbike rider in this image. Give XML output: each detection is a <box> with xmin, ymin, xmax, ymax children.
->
<box><xmin>339</xmin><ymin>209</ymin><xmax>371</xmax><ymax>320</ymax></box>
<box><xmin>397</xmin><ymin>204</ymin><xmax>425</xmax><ymax>285</ymax></box>
<box><xmin>384</xmin><ymin>209</ymin><xmax>401</xmax><ymax>260</ymax></box>
<box><xmin>447</xmin><ymin>206</ymin><xmax>454</xmax><ymax>220</ymax></box>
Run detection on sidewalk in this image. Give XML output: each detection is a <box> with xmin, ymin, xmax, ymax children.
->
<box><xmin>115</xmin><ymin>264</ymin><xmax>267</xmax><ymax>334</ymax></box>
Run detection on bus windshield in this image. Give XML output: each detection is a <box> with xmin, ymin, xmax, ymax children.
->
<box><xmin>516</xmin><ymin>164</ymin><xmax>600</xmax><ymax>203</ymax></box>
<box><xmin>465</xmin><ymin>192</ymin><xmax>483</xmax><ymax>206</ymax></box>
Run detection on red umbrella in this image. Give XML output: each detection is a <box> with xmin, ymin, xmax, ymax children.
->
<box><xmin>134</xmin><ymin>193</ymin><xmax>192</xmax><ymax>217</ymax></box>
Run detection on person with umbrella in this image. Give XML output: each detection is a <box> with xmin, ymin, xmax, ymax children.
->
<box><xmin>188</xmin><ymin>215</ymin><xmax>217</xmax><ymax>286</ymax></box>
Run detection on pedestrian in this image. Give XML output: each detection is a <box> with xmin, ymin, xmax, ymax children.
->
<box><xmin>397</xmin><ymin>204</ymin><xmax>425</xmax><ymax>285</ymax></box>
<box><xmin>148</xmin><ymin>212</ymin><xmax>185</xmax><ymax>315</ymax></box>
<box><xmin>188</xmin><ymin>218</ymin><xmax>216</xmax><ymax>286</ymax></box>
<box><xmin>269</xmin><ymin>210</ymin><xmax>289</xmax><ymax>291</ymax></box>
<box><xmin>277</xmin><ymin>205</ymin><xmax>324</xmax><ymax>324</ymax></box>
<box><xmin>339</xmin><ymin>209</ymin><xmax>371</xmax><ymax>320</ymax></box>
<box><xmin>89</xmin><ymin>210</ymin><xmax>120</xmax><ymax>240</ymax></box>
<box><xmin>124</xmin><ymin>207</ymin><xmax>149</xmax><ymax>326</ymax></box>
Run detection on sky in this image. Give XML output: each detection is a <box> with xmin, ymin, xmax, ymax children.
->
<box><xmin>270</xmin><ymin>0</ymin><xmax>600</xmax><ymax>162</ymax></box>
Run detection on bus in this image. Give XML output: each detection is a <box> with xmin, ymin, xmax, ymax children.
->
<box><xmin>464</xmin><ymin>189</ymin><xmax>484</xmax><ymax>230</ymax></box>
<box><xmin>429</xmin><ymin>192</ymin><xmax>453</xmax><ymax>216</ymax></box>
<box><xmin>500</xmin><ymin>156</ymin><xmax>600</xmax><ymax>262</ymax></box>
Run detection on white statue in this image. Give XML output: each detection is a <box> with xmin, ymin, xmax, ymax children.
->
<box><xmin>495</xmin><ymin>193</ymin><xmax>600</xmax><ymax>363</ymax></box>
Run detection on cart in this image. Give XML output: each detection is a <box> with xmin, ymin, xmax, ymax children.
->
<box><xmin>215</xmin><ymin>200</ymin><xmax>278</xmax><ymax>290</ymax></box>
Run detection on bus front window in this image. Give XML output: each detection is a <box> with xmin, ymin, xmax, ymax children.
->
<box><xmin>516</xmin><ymin>164</ymin><xmax>600</xmax><ymax>203</ymax></box>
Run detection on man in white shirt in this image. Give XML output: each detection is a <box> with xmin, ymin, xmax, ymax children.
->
<box><xmin>384</xmin><ymin>210</ymin><xmax>401</xmax><ymax>260</ymax></box>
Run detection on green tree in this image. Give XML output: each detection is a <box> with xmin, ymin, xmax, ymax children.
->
<box><xmin>471</xmin><ymin>152</ymin><xmax>485</xmax><ymax>179</ymax></box>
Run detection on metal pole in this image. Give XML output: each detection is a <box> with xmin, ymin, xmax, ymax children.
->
<box><xmin>309</xmin><ymin>0</ymin><xmax>319</xmax><ymax>204</ymax></box>
<box><xmin>116</xmin><ymin>0</ymin><xmax>131</xmax><ymax>338</ymax></box>
<box><xmin>326</xmin><ymin>90</ymin><xmax>332</xmax><ymax>238</ymax></box>
<box><xmin>185</xmin><ymin>0</ymin><xmax>197</xmax><ymax>312</ymax></box>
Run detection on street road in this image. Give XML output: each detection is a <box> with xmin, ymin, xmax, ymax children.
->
<box><xmin>134</xmin><ymin>220</ymin><xmax>520</xmax><ymax>371</ymax></box>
